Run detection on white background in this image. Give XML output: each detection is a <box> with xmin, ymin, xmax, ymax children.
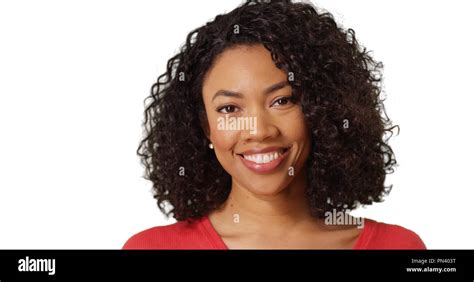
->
<box><xmin>0</xmin><ymin>0</ymin><xmax>472</xmax><ymax>249</ymax></box>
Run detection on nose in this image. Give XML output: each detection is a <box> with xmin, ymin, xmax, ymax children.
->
<box><xmin>241</xmin><ymin>109</ymin><xmax>279</xmax><ymax>143</ymax></box>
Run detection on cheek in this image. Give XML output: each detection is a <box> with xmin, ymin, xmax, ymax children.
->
<box><xmin>209</xmin><ymin>123</ymin><xmax>240</xmax><ymax>174</ymax></box>
<box><xmin>207</xmin><ymin>115</ymin><xmax>239</xmax><ymax>152</ymax></box>
<box><xmin>281</xmin><ymin>110</ymin><xmax>310</xmax><ymax>144</ymax></box>
<box><xmin>212</xmin><ymin>130</ymin><xmax>239</xmax><ymax>152</ymax></box>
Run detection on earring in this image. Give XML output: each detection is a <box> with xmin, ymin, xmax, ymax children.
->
<box><xmin>208</xmin><ymin>143</ymin><xmax>214</xmax><ymax>149</ymax></box>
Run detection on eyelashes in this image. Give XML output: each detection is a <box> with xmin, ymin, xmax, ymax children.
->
<box><xmin>216</xmin><ymin>96</ymin><xmax>297</xmax><ymax>114</ymax></box>
<box><xmin>272</xmin><ymin>96</ymin><xmax>293</xmax><ymax>106</ymax></box>
<box><xmin>217</xmin><ymin>105</ymin><xmax>239</xmax><ymax>114</ymax></box>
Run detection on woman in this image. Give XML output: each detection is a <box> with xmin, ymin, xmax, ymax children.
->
<box><xmin>123</xmin><ymin>0</ymin><xmax>426</xmax><ymax>249</ymax></box>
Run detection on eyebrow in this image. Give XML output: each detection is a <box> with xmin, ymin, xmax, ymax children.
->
<box><xmin>211</xmin><ymin>81</ymin><xmax>290</xmax><ymax>102</ymax></box>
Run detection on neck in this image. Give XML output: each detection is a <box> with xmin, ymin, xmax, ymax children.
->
<box><xmin>210</xmin><ymin>169</ymin><xmax>321</xmax><ymax>236</ymax></box>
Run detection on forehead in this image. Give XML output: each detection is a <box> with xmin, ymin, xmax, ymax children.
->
<box><xmin>202</xmin><ymin>44</ymin><xmax>287</xmax><ymax>96</ymax></box>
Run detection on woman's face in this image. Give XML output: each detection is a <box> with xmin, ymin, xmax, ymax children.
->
<box><xmin>202</xmin><ymin>44</ymin><xmax>311</xmax><ymax>196</ymax></box>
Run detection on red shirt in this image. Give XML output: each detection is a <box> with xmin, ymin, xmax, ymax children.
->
<box><xmin>122</xmin><ymin>216</ymin><xmax>426</xmax><ymax>249</ymax></box>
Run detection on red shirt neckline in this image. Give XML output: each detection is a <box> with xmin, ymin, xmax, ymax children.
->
<box><xmin>198</xmin><ymin>215</ymin><xmax>229</xmax><ymax>249</ymax></box>
<box><xmin>199</xmin><ymin>215</ymin><xmax>375</xmax><ymax>249</ymax></box>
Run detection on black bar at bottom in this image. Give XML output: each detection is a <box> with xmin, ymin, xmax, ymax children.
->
<box><xmin>0</xmin><ymin>250</ymin><xmax>472</xmax><ymax>281</ymax></box>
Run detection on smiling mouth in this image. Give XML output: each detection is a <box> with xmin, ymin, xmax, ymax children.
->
<box><xmin>236</xmin><ymin>146</ymin><xmax>291</xmax><ymax>174</ymax></box>
<box><xmin>237</xmin><ymin>147</ymin><xmax>289</xmax><ymax>164</ymax></box>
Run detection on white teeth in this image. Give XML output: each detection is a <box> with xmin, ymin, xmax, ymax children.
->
<box><xmin>242</xmin><ymin>151</ymin><xmax>283</xmax><ymax>164</ymax></box>
<box><xmin>263</xmin><ymin>155</ymin><xmax>269</xmax><ymax>163</ymax></box>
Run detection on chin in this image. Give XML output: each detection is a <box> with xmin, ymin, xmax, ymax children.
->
<box><xmin>238</xmin><ymin>176</ymin><xmax>291</xmax><ymax>197</ymax></box>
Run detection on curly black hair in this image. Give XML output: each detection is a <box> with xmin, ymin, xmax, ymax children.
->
<box><xmin>137</xmin><ymin>0</ymin><xmax>398</xmax><ymax>222</ymax></box>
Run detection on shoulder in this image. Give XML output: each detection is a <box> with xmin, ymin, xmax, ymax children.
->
<box><xmin>360</xmin><ymin>218</ymin><xmax>426</xmax><ymax>249</ymax></box>
<box><xmin>122</xmin><ymin>217</ymin><xmax>211</xmax><ymax>249</ymax></box>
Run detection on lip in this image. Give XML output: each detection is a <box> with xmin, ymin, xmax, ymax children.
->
<box><xmin>237</xmin><ymin>146</ymin><xmax>290</xmax><ymax>174</ymax></box>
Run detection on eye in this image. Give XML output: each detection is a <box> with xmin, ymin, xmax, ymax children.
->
<box><xmin>217</xmin><ymin>105</ymin><xmax>239</xmax><ymax>114</ymax></box>
<box><xmin>271</xmin><ymin>96</ymin><xmax>293</xmax><ymax>107</ymax></box>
